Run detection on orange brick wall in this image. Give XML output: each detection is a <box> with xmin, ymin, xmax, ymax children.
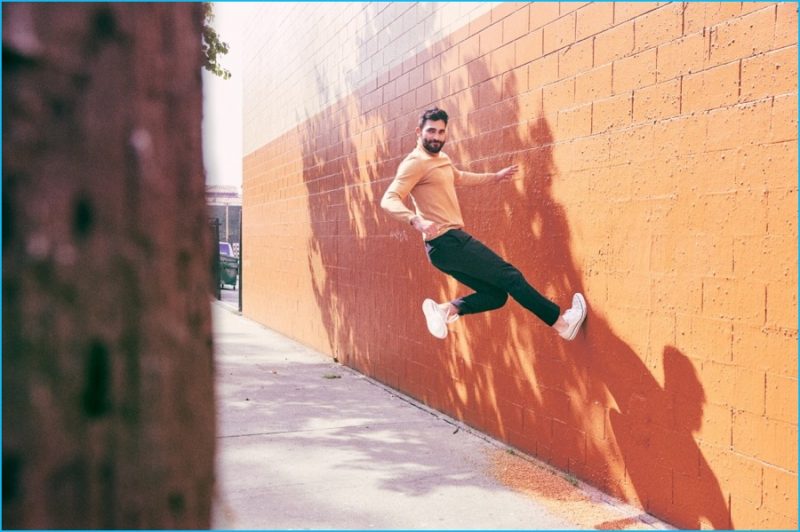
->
<box><xmin>241</xmin><ymin>3</ymin><xmax>798</xmax><ymax>529</ymax></box>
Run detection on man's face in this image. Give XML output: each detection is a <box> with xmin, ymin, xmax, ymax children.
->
<box><xmin>417</xmin><ymin>119</ymin><xmax>447</xmax><ymax>154</ymax></box>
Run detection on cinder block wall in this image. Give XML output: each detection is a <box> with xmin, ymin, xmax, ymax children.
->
<box><xmin>241</xmin><ymin>3</ymin><xmax>798</xmax><ymax>529</ymax></box>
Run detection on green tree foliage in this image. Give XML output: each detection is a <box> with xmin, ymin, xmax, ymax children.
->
<box><xmin>202</xmin><ymin>3</ymin><xmax>231</xmax><ymax>80</ymax></box>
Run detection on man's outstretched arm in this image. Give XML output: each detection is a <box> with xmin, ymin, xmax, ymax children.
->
<box><xmin>455</xmin><ymin>164</ymin><xmax>519</xmax><ymax>185</ymax></box>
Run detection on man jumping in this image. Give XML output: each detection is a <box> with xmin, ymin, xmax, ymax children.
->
<box><xmin>380</xmin><ymin>107</ymin><xmax>587</xmax><ymax>340</ymax></box>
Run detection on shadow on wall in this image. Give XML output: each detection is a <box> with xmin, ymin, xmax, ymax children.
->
<box><xmin>298</xmin><ymin>13</ymin><xmax>731</xmax><ymax>529</ymax></box>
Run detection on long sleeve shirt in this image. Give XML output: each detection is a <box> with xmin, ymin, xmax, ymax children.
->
<box><xmin>380</xmin><ymin>142</ymin><xmax>495</xmax><ymax>241</ymax></box>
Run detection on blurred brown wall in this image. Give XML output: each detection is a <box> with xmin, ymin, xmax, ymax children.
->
<box><xmin>3</xmin><ymin>3</ymin><xmax>215</xmax><ymax>528</ymax></box>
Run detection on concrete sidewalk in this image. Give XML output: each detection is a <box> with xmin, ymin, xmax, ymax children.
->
<box><xmin>210</xmin><ymin>302</ymin><xmax>671</xmax><ymax>530</ymax></box>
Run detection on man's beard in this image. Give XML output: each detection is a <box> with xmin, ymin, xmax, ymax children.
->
<box><xmin>422</xmin><ymin>138</ymin><xmax>445</xmax><ymax>154</ymax></box>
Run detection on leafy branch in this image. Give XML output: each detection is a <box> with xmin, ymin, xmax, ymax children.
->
<box><xmin>202</xmin><ymin>3</ymin><xmax>231</xmax><ymax>80</ymax></box>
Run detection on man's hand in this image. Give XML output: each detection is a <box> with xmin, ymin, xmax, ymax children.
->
<box><xmin>411</xmin><ymin>216</ymin><xmax>440</xmax><ymax>239</ymax></box>
<box><xmin>495</xmin><ymin>164</ymin><xmax>519</xmax><ymax>182</ymax></box>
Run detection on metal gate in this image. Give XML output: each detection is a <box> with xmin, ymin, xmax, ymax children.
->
<box><xmin>210</xmin><ymin>217</ymin><xmax>221</xmax><ymax>301</ymax></box>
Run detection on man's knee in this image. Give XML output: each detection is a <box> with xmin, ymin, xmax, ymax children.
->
<box><xmin>497</xmin><ymin>266</ymin><xmax>526</xmax><ymax>289</ymax></box>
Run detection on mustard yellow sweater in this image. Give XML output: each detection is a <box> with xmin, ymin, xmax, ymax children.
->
<box><xmin>381</xmin><ymin>143</ymin><xmax>495</xmax><ymax>240</ymax></box>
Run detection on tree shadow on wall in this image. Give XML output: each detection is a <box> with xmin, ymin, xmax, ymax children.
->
<box><xmin>297</xmin><ymin>16</ymin><xmax>731</xmax><ymax>529</ymax></box>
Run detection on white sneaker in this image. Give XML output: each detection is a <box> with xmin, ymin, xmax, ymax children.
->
<box><xmin>558</xmin><ymin>293</ymin><xmax>587</xmax><ymax>341</ymax></box>
<box><xmin>422</xmin><ymin>299</ymin><xmax>459</xmax><ymax>339</ymax></box>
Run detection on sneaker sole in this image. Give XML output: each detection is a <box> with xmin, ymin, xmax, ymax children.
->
<box><xmin>564</xmin><ymin>293</ymin><xmax>587</xmax><ymax>341</ymax></box>
<box><xmin>422</xmin><ymin>299</ymin><xmax>448</xmax><ymax>339</ymax></box>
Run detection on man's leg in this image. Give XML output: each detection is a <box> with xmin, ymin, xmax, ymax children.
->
<box><xmin>420</xmin><ymin>266</ymin><xmax>509</xmax><ymax>335</ymax></box>
<box><xmin>437</xmin><ymin>232</ymin><xmax>560</xmax><ymax>326</ymax></box>
<box><xmin>445</xmin><ymin>269</ymin><xmax>509</xmax><ymax>314</ymax></box>
<box><xmin>445</xmin><ymin>236</ymin><xmax>587</xmax><ymax>339</ymax></box>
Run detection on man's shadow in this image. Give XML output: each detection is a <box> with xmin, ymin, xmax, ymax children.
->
<box><xmin>607</xmin><ymin>345</ymin><xmax>730</xmax><ymax>529</ymax></box>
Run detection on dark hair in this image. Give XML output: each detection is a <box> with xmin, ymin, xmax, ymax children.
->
<box><xmin>419</xmin><ymin>107</ymin><xmax>448</xmax><ymax>129</ymax></box>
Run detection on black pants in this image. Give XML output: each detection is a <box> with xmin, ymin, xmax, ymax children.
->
<box><xmin>425</xmin><ymin>229</ymin><xmax>560</xmax><ymax>326</ymax></box>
